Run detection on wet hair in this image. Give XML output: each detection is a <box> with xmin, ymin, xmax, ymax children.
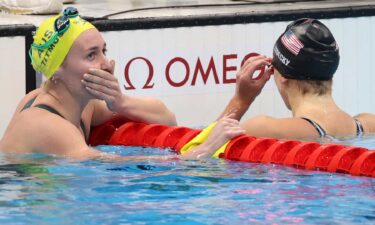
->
<box><xmin>294</xmin><ymin>79</ymin><xmax>332</xmax><ymax>96</ymax></box>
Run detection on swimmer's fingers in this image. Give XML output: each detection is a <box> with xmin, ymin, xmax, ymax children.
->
<box><xmin>82</xmin><ymin>79</ymin><xmax>118</xmax><ymax>96</ymax></box>
<box><xmin>223</xmin><ymin>112</ymin><xmax>237</xmax><ymax>119</ymax></box>
<box><xmin>83</xmin><ymin>73</ymin><xmax>119</xmax><ymax>90</ymax></box>
<box><xmin>82</xmin><ymin>72</ymin><xmax>123</xmax><ymax>111</ymax></box>
<box><xmin>88</xmin><ymin>67</ymin><xmax>118</xmax><ymax>82</ymax></box>
<box><xmin>234</xmin><ymin>57</ymin><xmax>272</xmax><ymax>104</ymax></box>
<box><xmin>219</xmin><ymin>115</ymin><xmax>240</xmax><ymax>125</ymax></box>
<box><xmin>212</xmin><ymin>119</ymin><xmax>245</xmax><ymax>140</ymax></box>
<box><xmin>82</xmin><ymin>71</ymin><xmax>122</xmax><ymax>100</ymax></box>
<box><xmin>241</xmin><ymin>55</ymin><xmax>267</xmax><ymax>69</ymax></box>
<box><xmin>85</xmin><ymin>86</ymin><xmax>118</xmax><ymax>110</ymax></box>
<box><xmin>85</xmin><ymin>70</ymin><xmax>118</xmax><ymax>84</ymax></box>
<box><xmin>84</xmin><ymin>84</ymin><xmax>116</xmax><ymax>101</ymax></box>
<box><xmin>239</xmin><ymin>57</ymin><xmax>271</xmax><ymax>80</ymax></box>
<box><xmin>262</xmin><ymin>65</ymin><xmax>273</xmax><ymax>82</ymax></box>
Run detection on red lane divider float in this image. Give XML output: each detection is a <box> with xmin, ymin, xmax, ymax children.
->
<box><xmin>88</xmin><ymin>114</ymin><xmax>129</xmax><ymax>145</ymax></box>
<box><xmin>261</xmin><ymin>140</ymin><xmax>300</xmax><ymax>164</ymax></box>
<box><xmin>89</xmin><ymin>120</ymin><xmax>375</xmax><ymax>178</ymax></box>
<box><xmin>154</xmin><ymin>126</ymin><xmax>193</xmax><ymax>151</ymax></box>
<box><xmin>305</xmin><ymin>144</ymin><xmax>345</xmax><ymax>171</ymax></box>
<box><xmin>174</xmin><ymin>129</ymin><xmax>201</xmax><ymax>152</ymax></box>
<box><xmin>135</xmin><ymin>124</ymin><xmax>170</xmax><ymax>147</ymax></box>
<box><xmin>109</xmin><ymin>122</ymin><xmax>147</xmax><ymax>146</ymax></box>
<box><xmin>239</xmin><ymin>138</ymin><xmax>277</xmax><ymax>162</ymax></box>
<box><xmin>283</xmin><ymin>142</ymin><xmax>320</xmax><ymax>168</ymax></box>
<box><xmin>350</xmin><ymin>151</ymin><xmax>375</xmax><ymax>177</ymax></box>
<box><xmin>327</xmin><ymin>147</ymin><xmax>367</xmax><ymax>173</ymax></box>
<box><xmin>222</xmin><ymin>135</ymin><xmax>256</xmax><ymax>160</ymax></box>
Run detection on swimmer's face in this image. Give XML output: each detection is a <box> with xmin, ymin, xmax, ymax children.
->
<box><xmin>58</xmin><ymin>29</ymin><xmax>110</xmax><ymax>95</ymax></box>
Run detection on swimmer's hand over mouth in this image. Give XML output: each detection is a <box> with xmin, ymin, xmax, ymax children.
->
<box><xmin>81</xmin><ymin>59</ymin><xmax>123</xmax><ymax>111</ymax></box>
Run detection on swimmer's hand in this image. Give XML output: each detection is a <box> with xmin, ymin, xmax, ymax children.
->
<box><xmin>181</xmin><ymin>114</ymin><xmax>245</xmax><ymax>160</ymax></box>
<box><xmin>235</xmin><ymin>55</ymin><xmax>273</xmax><ymax>105</ymax></box>
<box><xmin>82</xmin><ymin>60</ymin><xmax>122</xmax><ymax>111</ymax></box>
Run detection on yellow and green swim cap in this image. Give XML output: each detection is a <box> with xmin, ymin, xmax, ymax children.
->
<box><xmin>29</xmin><ymin>7</ymin><xmax>95</xmax><ymax>79</ymax></box>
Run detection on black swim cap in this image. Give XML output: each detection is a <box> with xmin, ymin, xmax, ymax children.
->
<box><xmin>272</xmin><ymin>18</ymin><xmax>339</xmax><ymax>81</ymax></box>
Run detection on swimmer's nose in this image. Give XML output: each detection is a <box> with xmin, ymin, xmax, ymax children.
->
<box><xmin>101</xmin><ymin>57</ymin><xmax>112</xmax><ymax>73</ymax></box>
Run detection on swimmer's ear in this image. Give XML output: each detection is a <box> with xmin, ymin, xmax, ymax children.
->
<box><xmin>277</xmin><ymin>73</ymin><xmax>288</xmax><ymax>85</ymax></box>
<box><xmin>53</xmin><ymin>67</ymin><xmax>63</xmax><ymax>79</ymax></box>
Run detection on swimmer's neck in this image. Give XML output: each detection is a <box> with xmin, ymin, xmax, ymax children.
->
<box><xmin>288</xmin><ymin>92</ymin><xmax>338</xmax><ymax>118</ymax></box>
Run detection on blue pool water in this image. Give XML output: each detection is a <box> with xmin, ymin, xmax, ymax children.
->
<box><xmin>0</xmin><ymin>142</ymin><xmax>374</xmax><ymax>225</ymax></box>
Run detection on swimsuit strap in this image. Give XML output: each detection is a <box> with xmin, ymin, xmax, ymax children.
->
<box><xmin>21</xmin><ymin>97</ymin><xmax>37</xmax><ymax>111</ymax></box>
<box><xmin>34</xmin><ymin>104</ymin><xmax>87</xmax><ymax>141</ymax></box>
<box><xmin>21</xmin><ymin>98</ymin><xmax>87</xmax><ymax>141</ymax></box>
<box><xmin>80</xmin><ymin>119</ymin><xmax>87</xmax><ymax>141</ymax></box>
<box><xmin>301</xmin><ymin>117</ymin><xmax>326</xmax><ymax>138</ymax></box>
<box><xmin>34</xmin><ymin>104</ymin><xmax>64</xmax><ymax>118</ymax></box>
<box><xmin>354</xmin><ymin>118</ymin><xmax>364</xmax><ymax>137</ymax></box>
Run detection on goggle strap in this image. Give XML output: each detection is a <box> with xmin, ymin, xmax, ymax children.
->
<box><xmin>59</xmin><ymin>24</ymin><xmax>69</xmax><ymax>35</ymax></box>
<box><xmin>67</xmin><ymin>13</ymin><xmax>78</xmax><ymax>18</ymax></box>
<box><xmin>28</xmin><ymin>48</ymin><xmax>42</xmax><ymax>73</ymax></box>
<box><xmin>31</xmin><ymin>32</ymin><xmax>59</xmax><ymax>50</ymax></box>
<box><xmin>28</xmin><ymin>48</ymin><xmax>34</xmax><ymax>65</ymax></box>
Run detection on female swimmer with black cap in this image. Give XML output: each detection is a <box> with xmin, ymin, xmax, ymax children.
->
<box><xmin>217</xmin><ymin>18</ymin><xmax>366</xmax><ymax>140</ymax></box>
<box><xmin>0</xmin><ymin>7</ymin><xmax>241</xmax><ymax>161</ymax></box>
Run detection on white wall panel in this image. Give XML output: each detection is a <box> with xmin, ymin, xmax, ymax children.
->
<box><xmin>102</xmin><ymin>17</ymin><xmax>375</xmax><ymax>127</ymax></box>
<box><xmin>0</xmin><ymin>37</ymin><xmax>26</xmax><ymax>136</ymax></box>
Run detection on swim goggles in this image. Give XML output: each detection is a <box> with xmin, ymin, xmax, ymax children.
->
<box><xmin>28</xmin><ymin>7</ymin><xmax>79</xmax><ymax>64</ymax></box>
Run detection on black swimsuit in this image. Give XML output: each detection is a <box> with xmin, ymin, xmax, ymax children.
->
<box><xmin>301</xmin><ymin>117</ymin><xmax>364</xmax><ymax>138</ymax></box>
<box><xmin>21</xmin><ymin>97</ymin><xmax>87</xmax><ymax>141</ymax></box>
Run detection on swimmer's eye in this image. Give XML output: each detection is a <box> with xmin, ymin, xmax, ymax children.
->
<box><xmin>87</xmin><ymin>51</ymin><xmax>96</xmax><ymax>61</ymax></box>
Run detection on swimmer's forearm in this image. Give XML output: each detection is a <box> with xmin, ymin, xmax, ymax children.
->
<box><xmin>81</xmin><ymin>148</ymin><xmax>178</xmax><ymax>162</ymax></box>
<box><xmin>218</xmin><ymin>95</ymin><xmax>253</xmax><ymax>121</ymax></box>
<box><xmin>113</xmin><ymin>95</ymin><xmax>177</xmax><ymax>126</ymax></box>
<box><xmin>179</xmin><ymin>142</ymin><xmax>214</xmax><ymax>160</ymax></box>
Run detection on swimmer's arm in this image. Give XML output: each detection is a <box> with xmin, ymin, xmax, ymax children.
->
<box><xmin>354</xmin><ymin>113</ymin><xmax>375</xmax><ymax>134</ymax></box>
<box><xmin>90</xmin><ymin>99</ymin><xmax>176</xmax><ymax>127</ymax></box>
<box><xmin>218</xmin><ymin>95</ymin><xmax>253</xmax><ymax>121</ymax></box>
<box><xmin>180</xmin><ymin>142</ymin><xmax>217</xmax><ymax>160</ymax></box>
<box><xmin>111</xmin><ymin>95</ymin><xmax>177</xmax><ymax>126</ymax></box>
<box><xmin>218</xmin><ymin>56</ymin><xmax>271</xmax><ymax>120</ymax></box>
<box><xmin>82</xmin><ymin>61</ymin><xmax>176</xmax><ymax>126</ymax></box>
<box><xmin>182</xmin><ymin>115</ymin><xmax>245</xmax><ymax>160</ymax></box>
<box><xmin>240</xmin><ymin>116</ymin><xmax>316</xmax><ymax>139</ymax></box>
<box><xmin>33</xmin><ymin>113</ymin><xmax>237</xmax><ymax>162</ymax></box>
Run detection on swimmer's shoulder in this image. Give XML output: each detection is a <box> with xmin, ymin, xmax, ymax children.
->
<box><xmin>240</xmin><ymin>115</ymin><xmax>318</xmax><ymax>139</ymax></box>
<box><xmin>14</xmin><ymin>88</ymin><xmax>42</xmax><ymax>114</ymax></box>
<box><xmin>354</xmin><ymin>113</ymin><xmax>375</xmax><ymax>134</ymax></box>
<box><xmin>13</xmin><ymin>108</ymin><xmax>88</xmax><ymax>154</ymax></box>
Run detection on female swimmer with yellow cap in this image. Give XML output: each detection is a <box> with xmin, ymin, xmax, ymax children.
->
<box><xmin>0</xmin><ymin>7</ymin><xmax>181</xmax><ymax>160</ymax></box>
<box><xmin>0</xmin><ymin>7</ymin><xmax>243</xmax><ymax>161</ymax></box>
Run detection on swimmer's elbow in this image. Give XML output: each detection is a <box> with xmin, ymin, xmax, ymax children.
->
<box><xmin>166</xmin><ymin>111</ymin><xmax>177</xmax><ymax>126</ymax></box>
<box><xmin>152</xmin><ymin>98</ymin><xmax>177</xmax><ymax>126</ymax></box>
